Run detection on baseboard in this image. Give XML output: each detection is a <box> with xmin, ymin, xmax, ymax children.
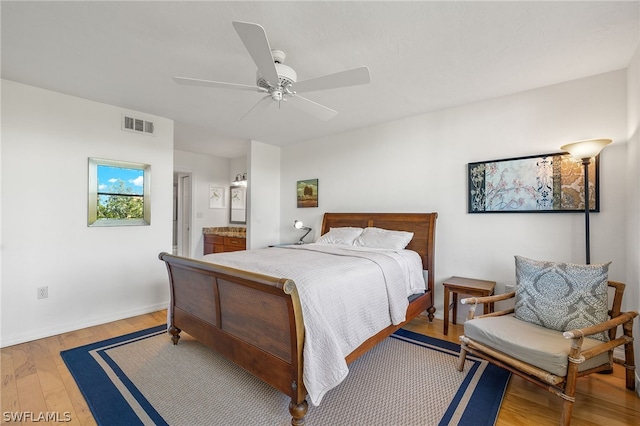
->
<box><xmin>0</xmin><ymin>301</ymin><xmax>168</xmax><ymax>348</ymax></box>
<box><xmin>613</xmin><ymin>346</ymin><xmax>625</xmax><ymax>361</ymax></box>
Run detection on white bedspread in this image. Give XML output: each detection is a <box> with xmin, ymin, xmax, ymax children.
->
<box><xmin>202</xmin><ymin>243</ymin><xmax>425</xmax><ymax>406</ymax></box>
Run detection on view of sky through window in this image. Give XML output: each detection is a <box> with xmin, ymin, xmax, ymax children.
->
<box><xmin>97</xmin><ymin>165</ymin><xmax>144</xmax><ymax>195</ymax></box>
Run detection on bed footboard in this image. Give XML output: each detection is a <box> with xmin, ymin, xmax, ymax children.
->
<box><xmin>158</xmin><ymin>252</ymin><xmax>308</xmax><ymax>424</ymax></box>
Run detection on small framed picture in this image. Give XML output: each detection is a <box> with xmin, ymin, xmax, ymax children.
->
<box><xmin>297</xmin><ymin>179</ymin><xmax>318</xmax><ymax>208</ymax></box>
<box><xmin>209</xmin><ymin>186</ymin><xmax>224</xmax><ymax>209</ymax></box>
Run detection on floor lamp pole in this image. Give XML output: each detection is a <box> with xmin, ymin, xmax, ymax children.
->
<box><xmin>582</xmin><ymin>158</ymin><xmax>591</xmax><ymax>265</ymax></box>
<box><xmin>560</xmin><ymin>138</ymin><xmax>611</xmax><ymax>266</ymax></box>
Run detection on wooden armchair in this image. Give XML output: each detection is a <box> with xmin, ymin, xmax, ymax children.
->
<box><xmin>457</xmin><ymin>280</ymin><xmax>637</xmax><ymax>426</ymax></box>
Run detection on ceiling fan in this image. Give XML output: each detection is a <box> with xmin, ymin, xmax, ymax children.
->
<box><xmin>174</xmin><ymin>21</ymin><xmax>371</xmax><ymax>121</ymax></box>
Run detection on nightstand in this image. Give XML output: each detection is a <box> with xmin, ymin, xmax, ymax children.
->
<box><xmin>442</xmin><ymin>276</ymin><xmax>496</xmax><ymax>335</ymax></box>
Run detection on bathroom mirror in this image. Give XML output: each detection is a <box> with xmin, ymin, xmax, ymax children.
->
<box><xmin>230</xmin><ymin>185</ymin><xmax>246</xmax><ymax>224</ymax></box>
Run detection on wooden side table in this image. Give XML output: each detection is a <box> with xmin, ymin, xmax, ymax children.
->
<box><xmin>443</xmin><ymin>276</ymin><xmax>496</xmax><ymax>335</ymax></box>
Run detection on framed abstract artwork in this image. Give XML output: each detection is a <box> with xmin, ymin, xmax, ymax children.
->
<box><xmin>297</xmin><ymin>179</ymin><xmax>318</xmax><ymax>208</ymax></box>
<box><xmin>468</xmin><ymin>152</ymin><xmax>600</xmax><ymax>213</ymax></box>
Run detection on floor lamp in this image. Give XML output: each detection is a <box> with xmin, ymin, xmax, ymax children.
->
<box><xmin>560</xmin><ymin>138</ymin><xmax>611</xmax><ymax>264</ymax></box>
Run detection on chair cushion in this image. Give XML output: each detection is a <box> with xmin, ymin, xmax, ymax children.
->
<box><xmin>514</xmin><ymin>256</ymin><xmax>610</xmax><ymax>342</ymax></box>
<box><xmin>464</xmin><ymin>314</ymin><xmax>610</xmax><ymax>377</ymax></box>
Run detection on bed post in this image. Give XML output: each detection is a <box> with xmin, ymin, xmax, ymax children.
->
<box><xmin>289</xmin><ymin>400</ymin><xmax>308</xmax><ymax>425</ymax></box>
<box><xmin>426</xmin><ymin>212</ymin><xmax>437</xmax><ymax>321</ymax></box>
<box><xmin>159</xmin><ymin>252</ymin><xmax>183</xmax><ymax>344</ymax></box>
<box><xmin>168</xmin><ymin>325</ymin><xmax>181</xmax><ymax>345</ymax></box>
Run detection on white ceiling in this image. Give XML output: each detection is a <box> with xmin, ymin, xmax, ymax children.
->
<box><xmin>2</xmin><ymin>1</ymin><xmax>638</xmax><ymax>159</ymax></box>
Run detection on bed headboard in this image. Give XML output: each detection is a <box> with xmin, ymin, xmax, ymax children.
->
<box><xmin>321</xmin><ymin>212</ymin><xmax>438</xmax><ymax>291</ymax></box>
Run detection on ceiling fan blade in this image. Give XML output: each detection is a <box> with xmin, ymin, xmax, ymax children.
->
<box><xmin>232</xmin><ymin>21</ymin><xmax>280</xmax><ymax>88</ymax></box>
<box><xmin>240</xmin><ymin>95</ymin><xmax>272</xmax><ymax>121</ymax></box>
<box><xmin>288</xmin><ymin>95</ymin><xmax>338</xmax><ymax>121</ymax></box>
<box><xmin>293</xmin><ymin>66</ymin><xmax>371</xmax><ymax>94</ymax></box>
<box><xmin>173</xmin><ymin>76</ymin><xmax>260</xmax><ymax>92</ymax></box>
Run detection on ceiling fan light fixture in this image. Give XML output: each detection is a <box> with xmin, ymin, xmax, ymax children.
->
<box><xmin>271</xmin><ymin>90</ymin><xmax>284</xmax><ymax>101</ymax></box>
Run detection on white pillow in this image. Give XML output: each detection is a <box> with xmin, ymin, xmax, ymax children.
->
<box><xmin>315</xmin><ymin>227</ymin><xmax>363</xmax><ymax>245</ymax></box>
<box><xmin>353</xmin><ymin>227</ymin><xmax>414</xmax><ymax>250</ymax></box>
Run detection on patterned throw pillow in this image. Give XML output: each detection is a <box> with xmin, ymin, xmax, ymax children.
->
<box><xmin>514</xmin><ymin>256</ymin><xmax>611</xmax><ymax>342</ymax></box>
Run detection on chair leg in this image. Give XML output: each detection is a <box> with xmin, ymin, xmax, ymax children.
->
<box><xmin>560</xmin><ymin>340</ymin><xmax>582</xmax><ymax>426</ymax></box>
<box><xmin>559</xmin><ymin>399</ymin><xmax>574</xmax><ymax>426</ymax></box>
<box><xmin>559</xmin><ymin>375</ymin><xmax>577</xmax><ymax>426</ymax></box>
<box><xmin>457</xmin><ymin>344</ymin><xmax>468</xmax><ymax>372</ymax></box>
<box><xmin>624</xmin><ymin>322</ymin><xmax>636</xmax><ymax>390</ymax></box>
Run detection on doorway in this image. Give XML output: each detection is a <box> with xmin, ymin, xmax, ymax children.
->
<box><xmin>173</xmin><ymin>172</ymin><xmax>192</xmax><ymax>257</ymax></box>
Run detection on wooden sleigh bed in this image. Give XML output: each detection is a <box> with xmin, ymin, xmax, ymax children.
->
<box><xmin>158</xmin><ymin>212</ymin><xmax>437</xmax><ymax>425</ymax></box>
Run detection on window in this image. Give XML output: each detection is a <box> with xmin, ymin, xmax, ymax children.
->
<box><xmin>88</xmin><ymin>158</ymin><xmax>150</xmax><ymax>226</ymax></box>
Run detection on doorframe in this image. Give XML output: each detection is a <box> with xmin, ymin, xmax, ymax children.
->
<box><xmin>174</xmin><ymin>171</ymin><xmax>193</xmax><ymax>257</ymax></box>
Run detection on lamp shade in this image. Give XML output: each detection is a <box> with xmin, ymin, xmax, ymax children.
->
<box><xmin>293</xmin><ymin>220</ymin><xmax>312</xmax><ymax>244</ymax></box>
<box><xmin>561</xmin><ymin>139</ymin><xmax>611</xmax><ymax>161</ymax></box>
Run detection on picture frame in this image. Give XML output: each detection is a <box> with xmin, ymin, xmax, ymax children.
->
<box><xmin>468</xmin><ymin>152</ymin><xmax>600</xmax><ymax>213</ymax></box>
<box><xmin>297</xmin><ymin>179</ymin><xmax>318</xmax><ymax>208</ymax></box>
<box><xmin>209</xmin><ymin>186</ymin><xmax>224</xmax><ymax>209</ymax></box>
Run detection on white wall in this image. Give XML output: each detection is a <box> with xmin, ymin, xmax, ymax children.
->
<box><xmin>1</xmin><ymin>80</ymin><xmax>174</xmax><ymax>346</ymax></box>
<box><xmin>174</xmin><ymin>149</ymin><xmax>232</xmax><ymax>258</ymax></box>
<box><xmin>280</xmin><ymin>70</ymin><xmax>630</xmax><ymax>321</ymax></box>
<box><xmin>626</xmin><ymin>45</ymin><xmax>640</xmax><ymax>393</ymax></box>
<box><xmin>248</xmin><ymin>140</ymin><xmax>281</xmax><ymax>249</ymax></box>
<box><xmin>230</xmin><ymin>157</ymin><xmax>248</xmax><ymax>183</ymax></box>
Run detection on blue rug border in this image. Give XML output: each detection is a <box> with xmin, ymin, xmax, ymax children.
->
<box><xmin>61</xmin><ymin>325</ymin><xmax>168</xmax><ymax>426</ymax></box>
<box><xmin>62</xmin><ymin>325</ymin><xmax>510</xmax><ymax>426</ymax></box>
<box><xmin>393</xmin><ymin>328</ymin><xmax>510</xmax><ymax>426</ymax></box>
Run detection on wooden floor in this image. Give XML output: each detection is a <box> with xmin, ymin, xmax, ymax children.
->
<box><xmin>2</xmin><ymin>311</ymin><xmax>639</xmax><ymax>425</ymax></box>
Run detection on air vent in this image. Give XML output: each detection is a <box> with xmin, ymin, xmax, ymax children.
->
<box><xmin>122</xmin><ymin>115</ymin><xmax>154</xmax><ymax>135</ymax></box>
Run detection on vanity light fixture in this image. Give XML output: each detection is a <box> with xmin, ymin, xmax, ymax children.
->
<box><xmin>293</xmin><ymin>220</ymin><xmax>312</xmax><ymax>244</ymax></box>
<box><xmin>232</xmin><ymin>172</ymin><xmax>248</xmax><ymax>186</ymax></box>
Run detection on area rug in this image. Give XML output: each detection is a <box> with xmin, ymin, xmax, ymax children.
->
<box><xmin>61</xmin><ymin>325</ymin><xmax>510</xmax><ymax>426</ymax></box>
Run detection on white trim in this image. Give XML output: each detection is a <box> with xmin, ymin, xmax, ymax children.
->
<box><xmin>0</xmin><ymin>301</ymin><xmax>168</xmax><ymax>348</ymax></box>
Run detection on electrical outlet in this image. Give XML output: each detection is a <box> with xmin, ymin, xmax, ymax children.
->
<box><xmin>505</xmin><ymin>284</ymin><xmax>515</xmax><ymax>293</ymax></box>
<box><xmin>37</xmin><ymin>286</ymin><xmax>48</xmax><ymax>299</ymax></box>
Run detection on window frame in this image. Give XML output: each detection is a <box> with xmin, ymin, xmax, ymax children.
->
<box><xmin>88</xmin><ymin>157</ymin><xmax>151</xmax><ymax>227</ymax></box>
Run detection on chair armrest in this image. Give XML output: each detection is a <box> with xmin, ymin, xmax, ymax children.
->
<box><xmin>460</xmin><ymin>291</ymin><xmax>515</xmax><ymax>305</ymax></box>
<box><xmin>477</xmin><ymin>308</ymin><xmax>515</xmax><ymax>318</ymax></box>
<box><xmin>563</xmin><ymin>311</ymin><xmax>638</xmax><ymax>339</ymax></box>
<box><xmin>461</xmin><ymin>292</ymin><xmax>516</xmax><ymax>320</ymax></box>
